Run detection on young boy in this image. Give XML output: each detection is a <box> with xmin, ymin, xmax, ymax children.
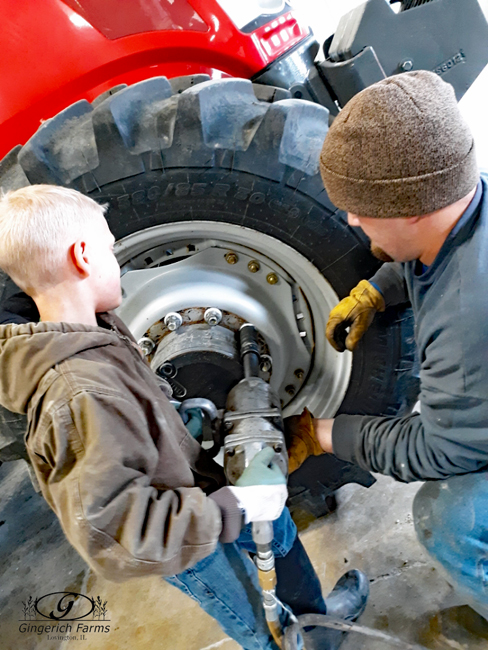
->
<box><xmin>0</xmin><ymin>184</ymin><xmax>367</xmax><ymax>650</ymax></box>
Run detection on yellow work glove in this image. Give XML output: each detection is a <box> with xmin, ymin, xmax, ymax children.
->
<box><xmin>326</xmin><ymin>280</ymin><xmax>385</xmax><ymax>352</ymax></box>
<box><xmin>285</xmin><ymin>408</ymin><xmax>323</xmax><ymax>474</ymax></box>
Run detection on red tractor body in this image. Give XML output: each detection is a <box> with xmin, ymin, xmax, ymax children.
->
<box><xmin>1</xmin><ymin>0</ymin><xmax>309</xmax><ymax>159</ymax></box>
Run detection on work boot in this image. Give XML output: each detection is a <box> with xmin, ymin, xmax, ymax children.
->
<box><xmin>302</xmin><ymin>569</ymin><xmax>369</xmax><ymax>650</ymax></box>
<box><xmin>324</xmin><ymin>569</ymin><xmax>369</xmax><ymax>621</ymax></box>
<box><xmin>274</xmin><ymin>533</ymin><xmax>369</xmax><ymax>650</ymax></box>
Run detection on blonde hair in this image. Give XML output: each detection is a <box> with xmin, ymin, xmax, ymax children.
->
<box><xmin>0</xmin><ymin>185</ymin><xmax>107</xmax><ymax>295</ymax></box>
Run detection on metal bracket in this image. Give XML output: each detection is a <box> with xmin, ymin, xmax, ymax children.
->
<box><xmin>322</xmin><ymin>0</ymin><xmax>488</xmax><ymax>104</ymax></box>
<box><xmin>319</xmin><ymin>45</ymin><xmax>386</xmax><ymax>108</ymax></box>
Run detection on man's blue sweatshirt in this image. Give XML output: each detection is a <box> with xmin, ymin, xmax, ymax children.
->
<box><xmin>332</xmin><ymin>175</ymin><xmax>488</xmax><ymax>482</ymax></box>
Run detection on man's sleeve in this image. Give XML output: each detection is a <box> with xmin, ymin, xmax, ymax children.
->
<box><xmin>28</xmin><ymin>390</ymin><xmax>226</xmax><ymax>581</ymax></box>
<box><xmin>369</xmin><ymin>262</ymin><xmax>408</xmax><ymax>307</ymax></box>
<box><xmin>332</xmin><ymin>394</ymin><xmax>488</xmax><ymax>482</ymax></box>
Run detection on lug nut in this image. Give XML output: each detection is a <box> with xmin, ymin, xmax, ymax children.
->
<box><xmin>164</xmin><ymin>312</ymin><xmax>183</xmax><ymax>331</ymax></box>
<box><xmin>400</xmin><ymin>59</ymin><xmax>413</xmax><ymax>72</ymax></box>
<box><xmin>294</xmin><ymin>368</ymin><xmax>304</xmax><ymax>380</ymax></box>
<box><xmin>260</xmin><ymin>355</ymin><xmax>272</xmax><ymax>373</ymax></box>
<box><xmin>285</xmin><ymin>384</ymin><xmax>296</xmax><ymax>396</ymax></box>
<box><xmin>266</xmin><ymin>273</ymin><xmax>279</xmax><ymax>285</ymax></box>
<box><xmin>248</xmin><ymin>260</ymin><xmax>260</xmax><ymax>273</ymax></box>
<box><xmin>204</xmin><ymin>308</ymin><xmax>222</xmax><ymax>327</ymax></box>
<box><xmin>138</xmin><ymin>337</ymin><xmax>155</xmax><ymax>356</ymax></box>
<box><xmin>225</xmin><ymin>252</ymin><xmax>238</xmax><ymax>265</ymax></box>
<box><xmin>160</xmin><ymin>362</ymin><xmax>177</xmax><ymax>378</ymax></box>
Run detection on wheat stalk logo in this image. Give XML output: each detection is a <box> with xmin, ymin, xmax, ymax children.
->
<box><xmin>21</xmin><ymin>596</ymin><xmax>38</xmax><ymax>620</ymax></box>
<box><xmin>92</xmin><ymin>596</ymin><xmax>108</xmax><ymax>620</ymax></box>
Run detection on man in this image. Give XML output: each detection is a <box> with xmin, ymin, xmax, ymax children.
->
<box><xmin>287</xmin><ymin>70</ymin><xmax>488</xmax><ymax>619</ymax></box>
<box><xmin>0</xmin><ymin>184</ymin><xmax>368</xmax><ymax>650</ymax></box>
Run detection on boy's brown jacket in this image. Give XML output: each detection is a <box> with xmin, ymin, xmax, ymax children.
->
<box><xmin>0</xmin><ymin>312</ymin><xmax>227</xmax><ymax>581</ymax></box>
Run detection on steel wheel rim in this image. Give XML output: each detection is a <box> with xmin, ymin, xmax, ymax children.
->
<box><xmin>115</xmin><ymin>221</ymin><xmax>352</xmax><ymax>417</ymax></box>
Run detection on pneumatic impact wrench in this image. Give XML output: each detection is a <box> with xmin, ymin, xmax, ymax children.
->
<box><xmin>223</xmin><ymin>323</ymin><xmax>288</xmax><ymax>647</ymax></box>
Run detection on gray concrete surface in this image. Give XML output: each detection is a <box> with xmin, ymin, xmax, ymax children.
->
<box><xmin>1</xmin><ymin>459</ymin><xmax>487</xmax><ymax>650</ymax></box>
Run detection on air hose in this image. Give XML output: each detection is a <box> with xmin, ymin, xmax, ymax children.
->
<box><xmin>282</xmin><ymin>613</ymin><xmax>431</xmax><ymax>650</ymax></box>
<box><xmin>252</xmin><ymin>520</ymin><xmax>283</xmax><ymax>648</ymax></box>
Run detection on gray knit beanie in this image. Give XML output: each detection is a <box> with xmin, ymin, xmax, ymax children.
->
<box><xmin>320</xmin><ymin>70</ymin><xmax>479</xmax><ymax>218</ymax></box>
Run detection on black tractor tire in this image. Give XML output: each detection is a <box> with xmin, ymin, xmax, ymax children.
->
<box><xmin>0</xmin><ymin>75</ymin><xmax>419</xmax><ymax>516</ymax></box>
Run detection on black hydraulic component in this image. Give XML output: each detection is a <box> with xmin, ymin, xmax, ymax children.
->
<box><xmin>319</xmin><ymin>41</ymin><xmax>386</xmax><ymax>110</ymax></box>
<box><xmin>321</xmin><ymin>0</ymin><xmax>488</xmax><ymax>105</ymax></box>
<box><xmin>252</xmin><ymin>34</ymin><xmax>339</xmax><ymax>116</ymax></box>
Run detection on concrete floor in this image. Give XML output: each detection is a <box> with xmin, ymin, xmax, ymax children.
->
<box><xmin>1</xmin><ymin>460</ymin><xmax>488</xmax><ymax>650</ymax></box>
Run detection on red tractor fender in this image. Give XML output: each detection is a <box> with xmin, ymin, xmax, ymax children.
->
<box><xmin>0</xmin><ymin>0</ymin><xmax>309</xmax><ymax>159</ymax></box>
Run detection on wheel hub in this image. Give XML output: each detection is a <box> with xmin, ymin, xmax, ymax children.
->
<box><xmin>151</xmin><ymin>323</ymin><xmax>243</xmax><ymax>407</ymax></box>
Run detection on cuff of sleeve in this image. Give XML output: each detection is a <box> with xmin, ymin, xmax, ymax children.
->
<box><xmin>209</xmin><ymin>487</ymin><xmax>244</xmax><ymax>543</ymax></box>
<box><xmin>331</xmin><ymin>414</ymin><xmax>370</xmax><ymax>465</ymax></box>
<box><xmin>368</xmin><ymin>281</ymin><xmax>383</xmax><ymax>297</ymax></box>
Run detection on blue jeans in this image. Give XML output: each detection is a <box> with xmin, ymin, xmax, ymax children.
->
<box><xmin>413</xmin><ymin>471</ymin><xmax>488</xmax><ymax>619</ymax></box>
<box><xmin>164</xmin><ymin>507</ymin><xmax>299</xmax><ymax>650</ymax></box>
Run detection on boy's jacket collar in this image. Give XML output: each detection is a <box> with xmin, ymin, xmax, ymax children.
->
<box><xmin>0</xmin><ymin>313</ymin><xmax>121</xmax><ymax>414</ymax></box>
